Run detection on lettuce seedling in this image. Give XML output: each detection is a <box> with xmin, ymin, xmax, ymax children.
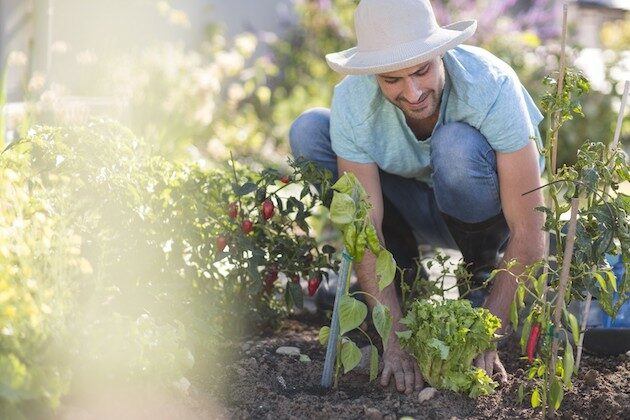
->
<box><xmin>397</xmin><ymin>299</ymin><xmax>501</xmax><ymax>398</ymax></box>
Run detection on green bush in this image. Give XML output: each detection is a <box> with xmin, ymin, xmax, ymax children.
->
<box><xmin>0</xmin><ymin>120</ymin><xmax>334</xmax><ymax>416</ymax></box>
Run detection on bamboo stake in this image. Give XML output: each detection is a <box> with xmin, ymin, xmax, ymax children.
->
<box><xmin>550</xmin><ymin>2</ymin><xmax>569</xmax><ymax>175</ymax></box>
<box><xmin>575</xmin><ymin>79</ymin><xmax>629</xmax><ymax>370</ymax></box>
<box><xmin>549</xmin><ymin>197</ymin><xmax>579</xmax><ymax>383</ymax></box>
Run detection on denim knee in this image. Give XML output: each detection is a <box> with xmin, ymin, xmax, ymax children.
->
<box><xmin>431</xmin><ymin>122</ymin><xmax>502</xmax><ymax>223</ymax></box>
<box><xmin>289</xmin><ymin>107</ymin><xmax>331</xmax><ymax>159</ymax></box>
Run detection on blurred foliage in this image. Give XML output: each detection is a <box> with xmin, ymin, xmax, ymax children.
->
<box><xmin>0</xmin><ymin>121</ymin><xmax>333</xmax><ymax>416</ymax></box>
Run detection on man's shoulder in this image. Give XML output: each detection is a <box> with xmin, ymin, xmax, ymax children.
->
<box><xmin>444</xmin><ymin>45</ymin><xmax>518</xmax><ymax>112</ymax></box>
<box><xmin>447</xmin><ymin>45</ymin><xmax>517</xmax><ymax>82</ymax></box>
<box><xmin>331</xmin><ymin>75</ymin><xmax>382</xmax><ymax>125</ymax></box>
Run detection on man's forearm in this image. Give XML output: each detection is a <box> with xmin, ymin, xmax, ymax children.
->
<box><xmin>355</xmin><ymin>251</ymin><xmax>405</xmax><ymax>330</ymax></box>
<box><xmin>485</xmin><ymin>230</ymin><xmax>546</xmax><ymax>332</ymax></box>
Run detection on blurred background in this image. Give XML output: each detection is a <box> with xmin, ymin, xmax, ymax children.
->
<box><xmin>1</xmin><ymin>0</ymin><xmax>628</xmax><ymax>167</ymax></box>
<box><xmin>0</xmin><ymin>1</ymin><xmax>628</xmax><ymax>418</ymax></box>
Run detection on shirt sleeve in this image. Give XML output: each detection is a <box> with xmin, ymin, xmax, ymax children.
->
<box><xmin>330</xmin><ymin>91</ymin><xmax>374</xmax><ymax>164</ymax></box>
<box><xmin>479</xmin><ymin>75</ymin><xmax>543</xmax><ymax>154</ymax></box>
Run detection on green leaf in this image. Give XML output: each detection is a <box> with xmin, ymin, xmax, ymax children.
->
<box><xmin>234</xmin><ymin>181</ymin><xmax>257</xmax><ymax>196</ymax></box>
<box><xmin>369</xmin><ymin>344</ymin><xmax>379</xmax><ymax>382</ymax></box>
<box><xmin>510</xmin><ymin>301</ymin><xmax>519</xmax><ymax>331</ymax></box>
<box><xmin>319</xmin><ymin>326</ymin><xmax>330</xmax><ymax>346</ymax></box>
<box><xmin>531</xmin><ymin>388</ymin><xmax>541</xmax><ymax>408</ymax></box>
<box><xmin>428</xmin><ymin>338</ymin><xmax>450</xmax><ymax>360</ymax></box>
<box><xmin>373</xmin><ymin>303</ymin><xmax>392</xmax><ymax>351</ymax></box>
<box><xmin>341</xmin><ymin>340</ymin><xmax>361</xmax><ymax>373</ymax></box>
<box><xmin>520</xmin><ymin>314</ymin><xmax>533</xmax><ymax>354</ymax></box>
<box><xmin>285</xmin><ymin>282</ymin><xmax>303</xmax><ymax>309</ymax></box>
<box><xmin>396</xmin><ymin>330</ymin><xmax>412</xmax><ymax>340</ymax></box>
<box><xmin>606</xmin><ymin>270</ymin><xmax>618</xmax><ymax>292</ymax></box>
<box><xmin>299</xmin><ymin>354</ymin><xmax>311</xmax><ymax>363</ymax></box>
<box><xmin>376</xmin><ymin>249</ymin><xmax>396</xmax><ymax>291</ymax></box>
<box><xmin>563</xmin><ymin>343</ymin><xmax>574</xmax><ymax>388</ymax></box>
<box><xmin>332</xmin><ymin>173</ymin><xmax>355</xmax><ymax>195</ymax></box>
<box><xmin>517</xmin><ymin>284</ymin><xmax>525</xmax><ymax>308</ymax></box>
<box><xmin>594</xmin><ymin>272</ymin><xmax>608</xmax><ymax>292</ymax></box>
<box><xmin>329</xmin><ymin>192</ymin><xmax>355</xmax><ymax>225</ymax></box>
<box><xmin>339</xmin><ymin>295</ymin><xmax>367</xmax><ymax>335</ymax></box>
<box><xmin>550</xmin><ymin>378</ymin><xmax>564</xmax><ymax>411</ymax></box>
<box><xmin>534</xmin><ymin>272</ymin><xmax>547</xmax><ymax>297</ymax></box>
<box><xmin>566</xmin><ymin>310</ymin><xmax>580</xmax><ymax>345</ymax></box>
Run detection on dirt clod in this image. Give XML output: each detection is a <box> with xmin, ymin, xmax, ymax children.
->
<box><xmin>418</xmin><ymin>387</ymin><xmax>437</xmax><ymax>403</ymax></box>
<box><xmin>584</xmin><ymin>368</ymin><xmax>599</xmax><ymax>387</ymax></box>
<box><xmin>364</xmin><ymin>407</ymin><xmax>384</xmax><ymax>420</ymax></box>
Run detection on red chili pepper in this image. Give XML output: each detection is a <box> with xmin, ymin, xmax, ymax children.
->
<box><xmin>262</xmin><ymin>200</ymin><xmax>274</xmax><ymax>220</ymax></box>
<box><xmin>228</xmin><ymin>202</ymin><xmax>238</xmax><ymax>219</ymax></box>
<box><xmin>279</xmin><ymin>175</ymin><xmax>290</xmax><ymax>184</ymax></box>
<box><xmin>526</xmin><ymin>322</ymin><xmax>541</xmax><ymax>362</ymax></box>
<box><xmin>307</xmin><ymin>276</ymin><xmax>321</xmax><ymax>296</ymax></box>
<box><xmin>264</xmin><ymin>268</ymin><xmax>278</xmax><ymax>294</ymax></box>
<box><xmin>242</xmin><ymin>219</ymin><xmax>253</xmax><ymax>234</ymax></box>
<box><xmin>215</xmin><ymin>235</ymin><xmax>227</xmax><ymax>251</ymax></box>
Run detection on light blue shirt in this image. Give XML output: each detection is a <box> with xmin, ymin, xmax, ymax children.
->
<box><xmin>330</xmin><ymin>45</ymin><xmax>544</xmax><ymax>185</ymax></box>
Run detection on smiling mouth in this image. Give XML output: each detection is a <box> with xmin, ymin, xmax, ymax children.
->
<box><xmin>404</xmin><ymin>94</ymin><xmax>429</xmax><ymax>109</ymax></box>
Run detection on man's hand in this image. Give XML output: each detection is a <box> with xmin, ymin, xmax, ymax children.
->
<box><xmin>380</xmin><ymin>337</ymin><xmax>423</xmax><ymax>394</ymax></box>
<box><xmin>474</xmin><ymin>349</ymin><xmax>508</xmax><ymax>385</ymax></box>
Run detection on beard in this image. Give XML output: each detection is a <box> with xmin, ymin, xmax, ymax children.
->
<box><xmin>396</xmin><ymin>90</ymin><xmax>439</xmax><ymax>122</ymax></box>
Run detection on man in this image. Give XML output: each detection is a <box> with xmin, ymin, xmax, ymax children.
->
<box><xmin>290</xmin><ymin>0</ymin><xmax>546</xmax><ymax>394</ymax></box>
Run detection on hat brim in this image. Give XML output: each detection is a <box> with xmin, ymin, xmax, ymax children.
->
<box><xmin>326</xmin><ymin>20</ymin><xmax>477</xmax><ymax>75</ymax></box>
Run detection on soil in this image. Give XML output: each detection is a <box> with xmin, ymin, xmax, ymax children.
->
<box><xmin>206</xmin><ymin>313</ymin><xmax>630</xmax><ymax>420</ymax></box>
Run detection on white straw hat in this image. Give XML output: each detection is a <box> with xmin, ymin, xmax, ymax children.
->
<box><xmin>326</xmin><ymin>0</ymin><xmax>477</xmax><ymax>75</ymax></box>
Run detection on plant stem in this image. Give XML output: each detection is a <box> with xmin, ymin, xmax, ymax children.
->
<box><xmin>549</xmin><ymin>197</ymin><xmax>579</xmax><ymax>389</ymax></box>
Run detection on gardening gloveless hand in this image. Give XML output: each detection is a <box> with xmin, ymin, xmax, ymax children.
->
<box><xmin>474</xmin><ymin>349</ymin><xmax>507</xmax><ymax>385</ymax></box>
<box><xmin>380</xmin><ymin>336</ymin><xmax>423</xmax><ymax>394</ymax></box>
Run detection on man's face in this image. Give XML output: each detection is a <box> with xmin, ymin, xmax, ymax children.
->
<box><xmin>376</xmin><ymin>57</ymin><xmax>445</xmax><ymax>122</ymax></box>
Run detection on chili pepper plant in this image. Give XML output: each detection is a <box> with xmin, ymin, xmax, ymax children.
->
<box><xmin>508</xmin><ymin>8</ymin><xmax>629</xmax><ymax>416</ymax></box>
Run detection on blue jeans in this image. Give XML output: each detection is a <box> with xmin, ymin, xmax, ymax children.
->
<box><xmin>289</xmin><ymin>107</ymin><xmax>506</xmax><ymax>266</ymax></box>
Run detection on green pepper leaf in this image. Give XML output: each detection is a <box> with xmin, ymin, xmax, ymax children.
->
<box><xmin>376</xmin><ymin>249</ymin><xmax>396</xmax><ymax>291</ymax></box>
<box><xmin>330</xmin><ymin>192</ymin><xmax>355</xmax><ymax>225</ymax></box>
<box><xmin>563</xmin><ymin>343</ymin><xmax>574</xmax><ymax>388</ymax></box>
<box><xmin>531</xmin><ymin>388</ymin><xmax>541</xmax><ymax>408</ymax></box>
<box><xmin>550</xmin><ymin>378</ymin><xmax>564</xmax><ymax>411</ymax></box>
<box><xmin>341</xmin><ymin>339</ymin><xmax>361</xmax><ymax>373</ymax></box>
<box><xmin>339</xmin><ymin>295</ymin><xmax>367</xmax><ymax>335</ymax></box>
<box><xmin>373</xmin><ymin>303</ymin><xmax>392</xmax><ymax>351</ymax></box>
<box><xmin>319</xmin><ymin>326</ymin><xmax>330</xmax><ymax>346</ymax></box>
<box><xmin>369</xmin><ymin>344</ymin><xmax>379</xmax><ymax>382</ymax></box>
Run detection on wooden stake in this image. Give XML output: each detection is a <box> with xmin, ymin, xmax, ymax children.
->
<box><xmin>549</xmin><ymin>197</ymin><xmax>579</xmax><ymax>384</ymax></box>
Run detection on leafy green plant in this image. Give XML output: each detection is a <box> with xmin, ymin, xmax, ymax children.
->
<box><xmin>397</xmin><ymin>299</ymin><xmax>501</xmax><ymax>398</ymax></box>
<box><xmin>318</xmin><ymin>173</ymin><xmax>395</xmax><ymax>386</ymax></box>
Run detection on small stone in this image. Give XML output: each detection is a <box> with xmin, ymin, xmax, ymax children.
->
<box><xmin>356</xmin><ymin>345</ymin><xmax>380</xmax><ymax>374</ymax></box>
<box><xmin>584</xmin><ymin>369</ymin><xmax>598</xmax><ymax>387</ymax></box>
<box><xmin>275</xmin><ymin>346</ymin><xmax>301</xmax><ymax>356</ymax></box>
<box><xmin>418</xmin><ymin>387</ymin><xmax>437</xmax><ymax>403</ymax></box>
<box><xmin>365</xmin><ymin>407</ymin><xmax>383</xmax><ymax>420</ymax></box>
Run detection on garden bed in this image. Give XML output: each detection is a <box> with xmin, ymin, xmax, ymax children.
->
<box><xmin>210</xmin><ymin>313</ymin><xmax>629</xmax><ymax>419</ymax></box>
